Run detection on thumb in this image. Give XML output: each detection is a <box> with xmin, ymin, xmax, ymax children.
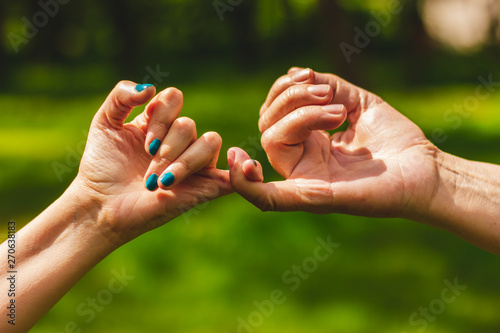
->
<box><xmin>228</xmin><ymin>147</ymin><xmax>300</xmax><ymax>212</ymax></box>
<box><xmin>94</xmin><ymin>81</ymin><xmax>156</xmax><ymax>130</ymax></box>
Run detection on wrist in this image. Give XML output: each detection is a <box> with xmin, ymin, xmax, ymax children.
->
<box><xmin>414</xmin><ymin>150</ymin><xmax>458</xmax><ymax>227</ymax></box>
<box><xmin>2</xmin><ymin>178</ymin><xmax>118</xmax><ymax>331</ymax></box>
<box><xmin>399</xmin><ymin>143</ymin><xmax>443</xmax><ymax>223</ymax></box>
<box><xmin>60</xmin><ymin>177</ymin><xmax>119</xmax><ymax>255</ymax></box>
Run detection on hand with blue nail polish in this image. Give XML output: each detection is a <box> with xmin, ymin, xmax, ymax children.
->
<box><xmin>0</xmin><ymin>80</ymin><xmax>233</xmax><ymax>332</ymax></box>
<box><xmin>76</xmin><ymin>81</ymin><xmax>232</xmax><ymax>245</ymax></box>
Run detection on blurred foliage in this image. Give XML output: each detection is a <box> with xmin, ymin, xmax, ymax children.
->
<box><xmin>2</xmin><ymin>0</ymin><xmax>499</xmax><ymax>93</ymax></box>
<box><xmin>1</xmin><ymin>0</ymin><xmax>500</xmax><ymax>332</ymax></box>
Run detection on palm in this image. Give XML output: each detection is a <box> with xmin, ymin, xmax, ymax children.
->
<box><xmin>232</xmin><ymin>69</ymin><xmax>442</xmax><ymax>218</ymax></box>
<box><xmin>288</xmin><ymin>101</ymin><xmax>437</xmax><ymax>217</ymax></box>
<box><xmin>234</xmin><ymin>69</ymin><xmax>440</xmax><ymax>217</ymax></box>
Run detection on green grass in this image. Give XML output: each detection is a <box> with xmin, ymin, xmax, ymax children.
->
<box><xmin>1</xmin><ymin>72</ymin><xmax>500</xmax><ymax>332</ymax></box>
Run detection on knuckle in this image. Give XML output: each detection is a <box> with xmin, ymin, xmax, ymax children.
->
<box><xmin>173</xmin><ymin>117</ymin><xmax>197</xmax><ymax>136</ymax></box>
<box><xmin>158</xmin><ymin>156</ymin><xmax>173</xmax><ymax>166</ymax></box>
<box><xmin>270</xmin><ymin>75</ymin><xmax>293</xmax><ymax>96</ymax></box>
<box><xmin>259</xmin><ymin>103</ymin><xmax>267</xmax><ymax>116</ymax></box>
<box><xmin>157</xmin><ymin>145</ymin><xmax>173</xmax><ymax>162</ymax></box>
<box><xmin>260</xmin><ymin>130</ymin><xmax>272</xmax><ymax>149</ymax></box>
<box><xmin>175</xmin><ymin>158</ymin><xmax>190</xmax><ymax>173</ymax></box>
<box><xmin>290</xmin><ymin>84</ymin><xmax>305</xmax><ymax>96</ymax></box>
<box><xmin>162</xmin><ymin>87</ymin><xmax>184</xmax><ymax>105</ymax></box>
<box><xmin>295</xmin><ymin>105</ymin><xmax>318</xmax><ymax>122</ymax></box>
<box><xmin>258</xmin><ymin>116</ymin><xmax>267</xmax><ymax>133</ymax></box>
<box><xmin>202</xmin><ymin>132</ymin><xmax>222</xmax><ymax>152</ymax></box>
<box><xmin>108</xmin><ymin>81</ymin><xmax>140</xmax><ymax>120</ymax></box>
<box><xmin>293</xmin><ymin>106</ymin><xmax>316</xmax><ymax>123</ymax></box>
<box><xmin>282</xmin><ymin>85</ymin><xmax>308</xmax><ymax>106</ymax></box>
<box><xmin>283</xmin><ymin>86</ymin><xmax>296</xmax><ymax>102</ymax></box>
<box><xmin>276</xmin><ymin>75</ymin><xmax>291</xmax><ymax>88</ymax></box>
<box><xmin>261</xmin><ymin>129</ymin><xmax>280</xmax><ymax>151</ymax></box>
<box><xmin>115</xmin><ymin>80</ymin><xmax>129</xmax><ymax>90</ymax></box>
<box><xmin>111</xmin><ymin>94</ymin><xmax>129</xmax><ymax>117</ymax></box>
<box><xmin>295</xmin><ymin>106</ymin><xmax>309</xmax><ymax>118</ymax></box>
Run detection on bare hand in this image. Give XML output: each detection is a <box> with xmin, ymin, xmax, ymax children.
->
<box><xmin>229</xmin><ymin>68</ymin><xmax>440</xmax><ymax>219</ymax></box>
<box><xmin>74</xmin><ymin>82</ymin><xmax>232</xmax><ymax>246</ymax></box>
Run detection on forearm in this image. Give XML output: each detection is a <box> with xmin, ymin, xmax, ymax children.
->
<box><xmin>422</xmin><ymin>151</ymin><xmax>500</xmax><ymax>254</ymax></box>
<box><xmin>0</xmin><ymin>180</ymin><xmax>116</xmax><ymax>332</ymax></box>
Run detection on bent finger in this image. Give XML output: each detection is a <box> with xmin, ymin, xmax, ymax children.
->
<box><xmin>95</xmin><ymin>81</ymin><xmax>155</xmax><ymax>130</ymax></box>
<box><xmin>261</xmin><ymin>104</ymin><xmax>347</xmax><ymax>177</ymax></box>
<box><xmin>144</xmin><ymin>117</ymin><xmax>197</xmax><ymax>191</ymax></box>
<box><xmin>157</xmin><ymin>131</ymin><xmax>223</xmax><ymax>190</ymax></box>
<box><xmin>260</xmin><ymin>68</ymin><xmax>315</xmax><ymax>116</ymax></box>
<box><xmin>264</xmin><ymin>104</ymin><xmax>346</xmax><ymax>146</ymax></box>
<box><xmin>287</xmin><ymin>67</ymin><xmax>305</xmax><ymax>75</ymax></box>
<box><xmin>259</xmin><ymin>84</ymin><xmax>333</xmax><ymax>133</ymax></box>
<box><xmin>228</xmin><ymin>147</ymin><xmax>304</xmax><ymax>212</ymax></box>
<box><xmin>144</xmin><ymin>87</ymin><xmax>184</xmax><ymax>156</ymax></box>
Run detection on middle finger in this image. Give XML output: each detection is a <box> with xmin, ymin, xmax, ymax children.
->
<box><xmin>259</xmin><ymin>84</ymin><xmax>333</xmax><ymax>133</ymax></box>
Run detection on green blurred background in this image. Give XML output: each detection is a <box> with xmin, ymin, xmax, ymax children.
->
<box><xmin>1</xmin><ymin>0</ymin><xmax>500</xmax><ymax>332</ymax></box>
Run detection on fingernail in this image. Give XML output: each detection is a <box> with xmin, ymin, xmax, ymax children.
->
<box><xmin>160</xmin><ymin>172</ymin><xmax>175</xmax><ymax>187</ymax></box>
<box><xmin>293</xmin><ymin>69</ymin><xmax>310</xmax><ymax>83</ymax></box>
<box><xmin>146</xmin><ymin>174</ymin><xmax>159</xmax><ymax>191</ymax></box>
<box><xmin>136</xmin><ymin>84</ymin><xmax>153</xmax><ymax>92</ymax></box>
<box><xmin>308</xmin><ymin>85</ymin><xmax>330</xmax><ymax>97</ymax></box>
<box><xmin>251</xmin><ymin>159</ymin><xmax>257</xmax><ymax>167</ymax></box>
<box><xmin>148</xmin><ymin>138</ymin><xmax>161</xmax><ymax>156</ymax></box>
<box><xmin>322</xmin><ymin>104</ymin><xmax>345</xmax><ymax>115</ymax></box>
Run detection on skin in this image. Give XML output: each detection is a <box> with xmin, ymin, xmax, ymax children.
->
<box><xmin>229</xmin><ymin>67</ymin><xmax>500</xmax><ymax>255</ymax></box>
<box><xmin>1</xmin><ymin>69</ymin><xmax>499</xmax><ymax>331</ymax></box>
<box><xmin>0</xmin><ymin>81</ymin><xmax>232</xmax><ymax>332</ymax></box>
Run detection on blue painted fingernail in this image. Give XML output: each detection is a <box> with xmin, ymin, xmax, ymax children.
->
<box><xmin>251</xmin><ymin>159</ymin><xmax>257</xmax><ymax>167</ymax></box>
<box><xmin>135</xmin><ymin>84</ymin><xmax>153</xmax><ymax>92</ymax></box>
<box><xmin>146</xmin><ymin>174</ymin><xmax>159</xmax><ymax>191</ymax></box>
<box><xmin>160</xmin><ymin>172</ymin><xmax>175</xmax><ymax>187</ymax></box>
<box><xmin>148</xmin><ymin>139</ymin><xmax>161</xmax><ymax>156</ymax></box>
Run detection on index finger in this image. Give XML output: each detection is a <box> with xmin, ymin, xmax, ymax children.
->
<box><xmin>263</xmin><ymin>68</ymin><xmax>382</xmax><ymax>117</ymax></box>
<box><xmin>260</xmin><ymin>68</ymin><xmax>315</xmax><ymax>116</ymax></box>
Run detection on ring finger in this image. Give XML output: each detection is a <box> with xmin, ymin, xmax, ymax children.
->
<box><xmin>144</xmin><ymin>117</ymin><xmax>197</xmax><ymax>191</ymax></box>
